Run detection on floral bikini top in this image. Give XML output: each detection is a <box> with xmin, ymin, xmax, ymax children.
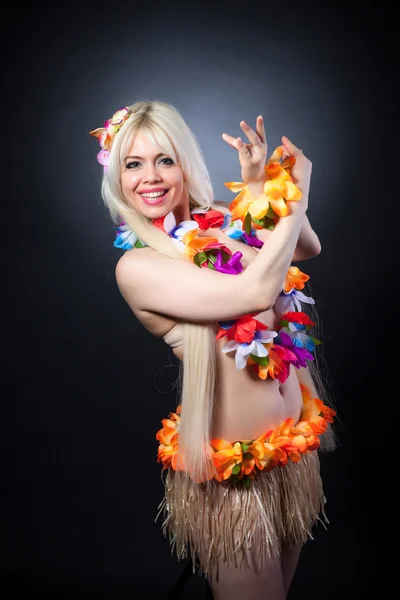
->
<box><xmin>114</xmin><ymin>146</ymin><xmax>320</xmax><ymax>384</ymax></box>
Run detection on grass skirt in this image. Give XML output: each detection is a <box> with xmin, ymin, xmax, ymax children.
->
<box><xmin>155</xmin><ymin>452</ymin><xmax>326</xmax><ymax>581</ymax></box>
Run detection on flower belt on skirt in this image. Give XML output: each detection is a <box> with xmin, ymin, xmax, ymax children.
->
<box><xmin>156</xmin><ymin>383</ymin><xmax>336</xmax><ymax>486</ymax></box>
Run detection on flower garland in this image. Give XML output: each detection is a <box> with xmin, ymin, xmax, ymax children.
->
<box><xmin>89</xmin><ymin>108</ymin><xmax>335</xmax><ymax>485</ymax></box>
<box><xmin>156</xmin><ymin>383</ymin><xmax>336</xmax><ymax>486</ymax></box>
<box><xmin>224</xmin><ymin>145</ymin><xmax>302</xmax><ymax>234</ymax></box>
<box><xmin>112</xmin><ymin>148</ymin><xmax>319</xmax><ymax>382</ymax></box>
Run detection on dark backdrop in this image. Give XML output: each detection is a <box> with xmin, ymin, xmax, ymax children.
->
<box><xmin>4</xmin><ymin>1</ymin><xmax>390</xmax><ymax>598</ymax></box>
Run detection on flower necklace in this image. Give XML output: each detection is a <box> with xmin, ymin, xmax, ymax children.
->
<box><xmin>113</xmin><ymin>147</ymin><xmax>319</xmax><ymax>383</ymax></box>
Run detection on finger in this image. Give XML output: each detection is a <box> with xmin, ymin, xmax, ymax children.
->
<box><xmin>237</xmin><ymin>137</ymin><xmax>252</xmax><ymax>159</ymax></box>
<box><xmin>240</xmin><ymin>120</ymin><xmax>261</xmax><ymax>146</ymax></box>
<box><xmin>255</xmin><ymin>115</ymin><xmax>266</xmax><ymax>144</ymax></box>
<box><xmin>222</xmin><ymin>132</ymin><xmax>240</xmax><ymax>150</ymax></box>
<box><xmin>281</xmin><ymin>136</ymin><xmax>302</xmax><ymax>156</ymax></box>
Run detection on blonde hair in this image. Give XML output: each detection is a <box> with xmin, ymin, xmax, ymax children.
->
<box><xmin>100</xmin><ymin>99</ymin><xmax>336</xmax><ymax>485</ymax></box>
<box><xmin>101</xmin><ymin>100</ymin><xmax>229</xmax><ymax>484</ymax></box>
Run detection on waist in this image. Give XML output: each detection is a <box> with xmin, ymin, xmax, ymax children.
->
<box><xmin>212</xmin><ymin>364</ymin><xmax>303</xmax><ymax>441</ymax></box>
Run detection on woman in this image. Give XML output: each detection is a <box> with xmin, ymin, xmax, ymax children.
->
<box><xmin>89</xmin><ymin>100</ymin><xmax>336</xmax><ymax>600</ymax></box>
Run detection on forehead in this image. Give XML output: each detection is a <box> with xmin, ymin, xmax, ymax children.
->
<box><xmin>126</xmin><ymin>130</ymin><xmax>163</xmax><ymax>156</ymax></box>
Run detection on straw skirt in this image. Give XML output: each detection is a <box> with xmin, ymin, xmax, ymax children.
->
<box><xmin>155</xmin><ymin>451</ymin><xmax>326</xmax><ymax>581</ymax></box>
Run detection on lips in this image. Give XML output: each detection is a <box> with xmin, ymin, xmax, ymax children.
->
<box><xmin>138</xmin><ymin>189</ymin><xmax>169</xmax><ymax>205</ymax></box>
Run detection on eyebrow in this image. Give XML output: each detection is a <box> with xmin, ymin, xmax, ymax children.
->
<box><xmin>124</xmin><ymin>153</ymin><xmax>168</xmax><ymax>161</ymax></box>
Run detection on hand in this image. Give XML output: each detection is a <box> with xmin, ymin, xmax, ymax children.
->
<box><xmin>281</xmin><ymin>136</ymin><xmax>312</xmax><ymax>204</ymax></box>
<box><xmin>222</xmin><ymin>116</ymin><xmax>267</xmax><ymax>184</ymax></box>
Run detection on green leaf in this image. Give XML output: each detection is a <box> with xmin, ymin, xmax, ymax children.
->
<box><xmin>266</xmin><ymin>205</ymin><xmax>276</xmax><ymax>219</ymax></box>
<box><xmin>243</xmin><ymin>452</ymin><xmax>254</xmax><ymax>461</ymax></box>
<box><xmin>134</xmin><ymin>239</ymin><xmax>146</xmax><ymax>248</ymax></box>
<box><xmin>243</xmin><ymin>477</ymin><xmax>251</xmax><ymax>488</ymax></box>
<box><xmin>263</xmin><ymin>217</ymin><xmax>276</xmax><ymax>230</ymax></box>
<box><xmin>250</xmin><ymin>354</ymin><xmax>269</xmax><ymax>366</ymax></box>
<box><xmin>310</xmin><ymin>337</ymin><xmax>322</xmax><ymax>346</ymax></box>
<box><xmin>244</xmin><ymin>212</ymin><xmax>252</xmax><ymax>234</ymax></box>
<box><xmin>232</xmin><ymin>464</ymin><xmax>241</xmax><ymax>475</ymax></box>
<box><xmin>240</xmin><ymin>443</ymin><xmax>249</xmax><ymax>453</ymax></box>
<box><xmin>251</xmin><ymin>215</ymin><xmax>265</xmax><ymax>227</ymax></box>
<box><xmin>193</xmin><ymin>252</ymin><xmax>208</xmax><ymax>267</ymax></box>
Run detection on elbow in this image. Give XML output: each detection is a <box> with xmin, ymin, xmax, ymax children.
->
<box><xmin>245</xmin><ymin>279</ymin><xmax>273</xmax><ymax>314</ymax></box>
<box><xmin>310</xmin><ymin>240</ymin><xmax>322</xmax><ymax>258</ymax></box>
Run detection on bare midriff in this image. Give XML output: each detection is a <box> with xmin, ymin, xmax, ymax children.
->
<box><xmin>133</xmin><ymin>226</ymin><xmax>304</xmax><ymax>443</ymax></box>
<box><xmin>212</xmin><ymin>303</ymin><xmax>303</xmax><ymax>441</ymax></box>
<box><xmin>168</xmin><ymin>301</ymin><xmax>303</xmax><ymax>443</ymax></box>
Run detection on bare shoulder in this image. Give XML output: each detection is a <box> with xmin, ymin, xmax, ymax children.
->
<box><xmin>115</xmin><ymin>248</ymin><xmax>157</xmax><ymax>309</ymax></box>
<box><xmin>116</xmin><ymin>246</ymin><xmax>154</xmax><ymax>272</ymax></box>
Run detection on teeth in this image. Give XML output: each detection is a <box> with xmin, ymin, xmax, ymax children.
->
<box><xmin>141</xmin><ymin>191</ymin><xmax>166</xmax><ymax>198</ymax></box>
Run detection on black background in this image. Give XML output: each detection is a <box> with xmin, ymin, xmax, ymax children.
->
<box><xmin>4</xmin><ymin>1</ymin><xmax>391</xmax><ymax>597</ymax></box>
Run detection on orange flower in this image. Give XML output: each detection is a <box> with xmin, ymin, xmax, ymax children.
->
<box><xmin>283</xmin><ymin>266</ymin><xmax>310</xmax><ymax>293</ymax></box>
<box><xmin>210</xmin><ymin>439</ymin><xmax>243</xmax><ymax>480</ymax></box>
<box><xmin>182</xmin><ymin>228</ymin><xmax>220</xmax><ymax>260</ymax></box>
<box><xmin>297</xmin><ymin>383</ymin><xmax>336</xmax><ymax>435</ymax></box>
<box><xmin>224</xmin><ymin>146</ymin><xmax>303</xmax><ymax>223</ymax></box>
<box><xmin>156</xmin><ymin>407</ymin><xmax>181</xmax><ymax>471</ymax></box>
<box><xmin>156</xmin><ymin>386</ymin><xmax>336</xmax><ymax>484</ymax></box>
<box><xmin>224</xmin><ymin>182</ymin><xmax>254</xmax><ymax>221</ymax></box>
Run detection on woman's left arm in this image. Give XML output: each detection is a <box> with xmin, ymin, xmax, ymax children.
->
<box><xmin>221</xmin><ymin>119</ymin><xmax>321</xmax><ymax>262</ymax></box>
<box><xmin>291</xmin><ymin>212</ymin><xmax>321</xmax><ymax>261</ymax></box>
<box><xmin>253</xmin><ymin>210</ymin><xmax>321</xmax><ymax>261</ymax></box>
<box><xmin>247</xmin><ymin>181</ymin><xmax>321</xmax><ymax>262</ymax></box>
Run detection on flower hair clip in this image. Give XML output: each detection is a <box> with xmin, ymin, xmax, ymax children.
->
<box><xmin>89</xmin><ymin>106</ymin><xmax>131</xmax><ymax>172</ymax></box>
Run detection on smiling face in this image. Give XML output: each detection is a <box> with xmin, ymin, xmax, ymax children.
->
<box><xmin>120</xmin><ymin>129</ymin><xmax>190</xmax><ymax>221</ymax></box>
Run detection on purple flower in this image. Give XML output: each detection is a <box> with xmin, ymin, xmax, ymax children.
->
<box><xmin>277</xmin><ymin>331</ymin><xmax>314</xmax><ymax>368</ymax></box>
<box><xmin>242</xmin><ymin>232</ymin><xmax>264</xmax><ymax>248</ymax></box>
<box><xmin>213</xmin><ymin>251</ymin><xmax>243</xmax><ymax>275</ymax></box>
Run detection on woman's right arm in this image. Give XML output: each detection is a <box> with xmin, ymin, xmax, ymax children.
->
<box><xmin>115</xmin><ymin>201</ymin><xmax>307</xmax><ymax>323</ymax></box>
<box><xmin>115</xmin><ymin>131</ymin><xmax>311</xmax><ymax>323</ymax></box>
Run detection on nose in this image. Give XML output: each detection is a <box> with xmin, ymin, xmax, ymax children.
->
<box><xmin>143</xmin><ymin>163</ymin><xmax>162</xmax><ymax>183</ymax></box>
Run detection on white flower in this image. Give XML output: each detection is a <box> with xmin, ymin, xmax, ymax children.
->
<box><xmin>275</xmin><ymin>290</ymin><xmax>315</xmax><ymax>313</ymax></box>
<box><xmin>221</xmin><ymin>330</ymin><xmax>278</xmax><ymax>369</ymax></box>
<box><xmin>114</xmin><ymin>224</ymin><xmax>139</xmax><ymax>250</ymax></box>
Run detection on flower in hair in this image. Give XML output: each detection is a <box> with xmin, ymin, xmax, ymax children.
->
<box><xmin>89</xmin><ymin>106</ymin><xmax>131</xmax><ymax>171</ymax></box>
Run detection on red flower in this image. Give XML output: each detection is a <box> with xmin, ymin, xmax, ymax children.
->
<box><xmin>280</xmin><ymin>311</ymin><xmax>315</xmax><ymax>327</ymax></box>
<box><xmin>216</xmin><ymin>315</ymin><xmax>267</xmax><ymax>344</ymax></box>
<box><xmin>152</xmin><ymin>216</ymin><xmax>168</xmax><ymax>232</ymax></box>
<box><xmin>192</xmin><ymin>210</ymin><xmax>225</xmax><ymax>231</ymax></box>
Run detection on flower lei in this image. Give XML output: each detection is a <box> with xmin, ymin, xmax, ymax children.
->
<box><xmin>156</xmin><ymin>383</ymin><xmax>336</xmax><ymax>486</ymax></box>
<box><xmin>112</xmin><ymin>147</ymin><xmax>319</xmax><ymax>383</ymax></box>
<box><xmin>90</xmin><ymin>107</ymin><xmax>335</xmax><ymax>485</ymax></box>
<box><xmin>224</xmin><ymin>145</ymin><xmax>302</xmax><ymax>234</ymax></box>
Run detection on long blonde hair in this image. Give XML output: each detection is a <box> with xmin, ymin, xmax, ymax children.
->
<box><xmin>101</xmin><ymin>100</ymin><xmax>227</xmax><ymax>484</ymax></box>
<box><xmin>100</xmin><ymin>100</ymin><xmax>336</xmax><ymax>485</ymax></box>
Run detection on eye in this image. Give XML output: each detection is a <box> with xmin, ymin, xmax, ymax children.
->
<box><xmin>159</xmin><ymin>157</ymin><xmax>174</xmax><ymax>165</ymax></box>
<box><xmin>126</xmin><ymin>161</ymin><xmax>141</xmax><ymax>169</ymax></box>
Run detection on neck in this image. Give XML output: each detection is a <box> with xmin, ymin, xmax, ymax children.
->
<box><xmin>172</xmin><ymin>204</ymin><xmax>191</xmax><ymax>224</ymax></box>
